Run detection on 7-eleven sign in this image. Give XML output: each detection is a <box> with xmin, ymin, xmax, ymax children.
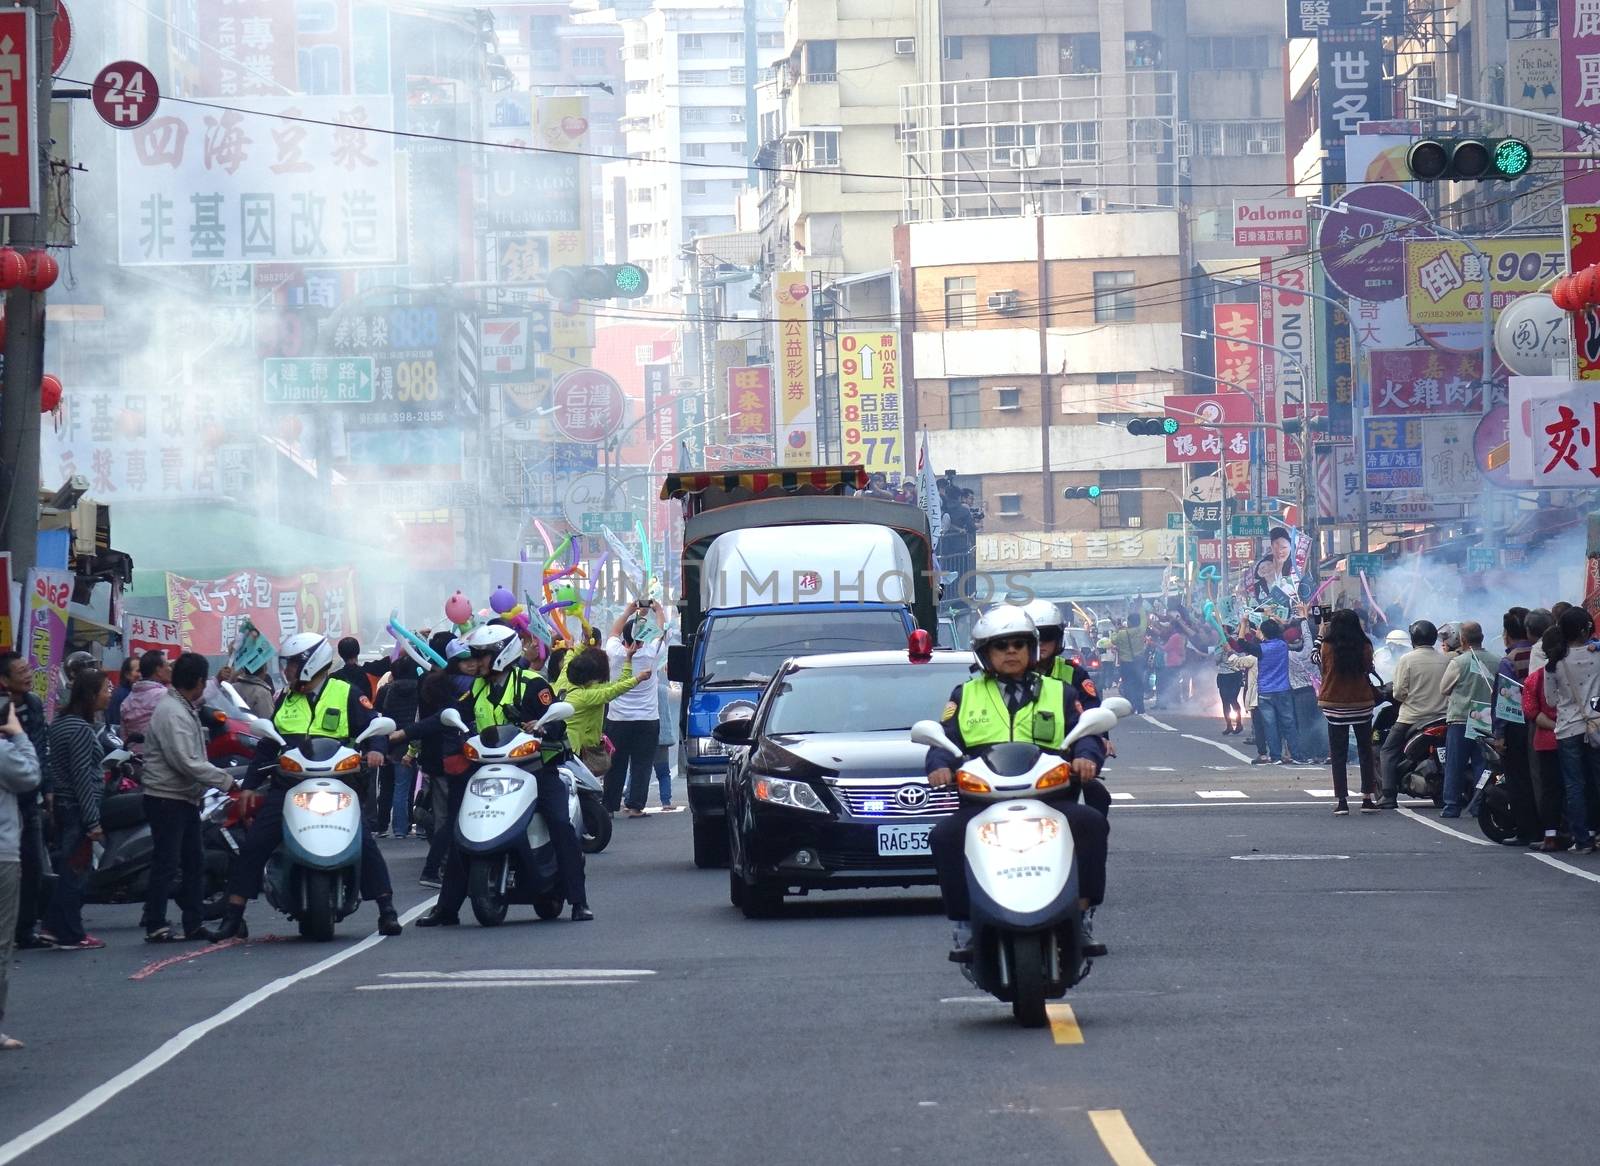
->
<box><xmin>480</xmin><ymin>316</ymin><xmax>529</xmax><ymax>374</ymax></box>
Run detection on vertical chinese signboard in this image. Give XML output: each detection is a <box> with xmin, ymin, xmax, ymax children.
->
<box><xmin>23</xmin><ymin>569</ymin><xmax>70</xmax><ymax>717</ymax></box>
<box><xmin>1317</xmin><ymin>28</ymin><xmax>1384</xmax><ymax>149</ymax></box>
<box><xmin>1567</xmin><ymin>205</ymin><xmax>1600</xmax><ymax>378</ymax></box>
<box><xmin>1561</xmin><ymin>1</ymin><xmax>1600</xmax><ymax>205</ymax></box>
<box><xmin>836</xmin><ymin>331</ymin><xmax>904</xmax><ymax>477</ymax></box>
<box><xmin>0</xmin><ymin>9</ymin><xmax>40</xmax><ymax>214</ymax></box>
<box><xmin>774</xmin><ymin>271</ymin><xmax>816</xmax><ymax>467</ymax></box>
<box><xmin>726</xmin><ymin>365</ymin><xmax>775</xmax><ymax>461</ymax></box>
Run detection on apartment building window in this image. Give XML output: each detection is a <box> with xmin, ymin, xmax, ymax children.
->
<box><xmin>686</xmin><ymin>217</ymin><xmax>710</xmax><ymax>237</ymax></box>
<box><xmin>684</xmin><ymin>107</ymin><xmax>706</xmax><ymax>123</ymax></box>
<box><xmin>948</xmin><ymin>378</ymin><xmax>980</xmax><ymax>428</ymax></box>
<box><xmin>943</xmin><ymin>276</ymin><xmax>977</xmax><ymax>327</ymax></box>
<box><xmin>943</xmin><ymin>36</ymin><xmax>963</xmax><ymax>60</ymax></box>
<box><xmin>1059</xmin><ymin>33</ymin><xmax>1100</xmax><ymax>74</ymax></box>
<box><xmin>995</xmin><ymin>386</ymin><xmax>1021</xmax><ymax>410</ymax></box>
<box><xmin>1093</xmin><ymin>271</ymin><xmax>1136</xmax><ymax>322</ymax></box>
<box><xmin>805</xmin><ymin>40</ymin><xmax>837</xmax><ymax>81</ymax></box>
<box><xmin>1098</xmin><ymin>470</ymin><xmax>1140</xmax><ymax>528</ymax></box>
<box><xmin>1195</xmin><ymin>120</ymin><xmax>1283</xmax><ymax>156</ymax></box>
<box><xmin>759</xmin><ymin>32</ymin><xmax>782</xmax><ymax>48</ymax></box>
<box><xmin>730</xmin><ymin>66</ymin><xmax>745</xmax><ymax>84</ymax></box>
<box><xmin>685</xmin><ymin>142</ymin><xmax>706</xmax><ymax>157</ymax></box>
<box><xmin>992</xmin><ymin>123</ymin><xmax>1038</xmax><ymax>165</ymax></box>
<box><xmin>1190</xmin><ymin>36</ymin><xmax>1270</xmax><ymax>69</ymax></box>
<box><xmin>1059</xmin><ymin>120</ymin><xmax>1099</xmax><ymax>162</ymax></box>
<box><xmin>687</xmin><ymin>180</ymin><xmax>707</xmax><ymax>194</ymax></box>
<box><xmin>680</xmin><ymin>33</ymin><xmax>703</xmax><ymax>51</ymax></box>
<box><xmin>570</xmin><ymin>46</ymin><xmax>607</xmax><ymax>70</ymax></box>
<box><xmin>805</xmin><ymin>129</ymin><xmax>840</xmax><ymax>167</ymax></box>
<box><xmin>996</xmin><ymin>493</ymin><xmax>1023</xmax><ymax>517</ymax></box>
<box><xmin>296</xmin><ymin>1</ymin><xmax>337</xmax><ymax>34</ymax></box>
<box><xmin>988</xmin><ymin>35</ymin><xmax>1037</xmax><ymax>78</ymax></box>
<box><xmin>681</xmin><ymin>71</ymin><xmax>709</xmax><ymax>85</ymax></box>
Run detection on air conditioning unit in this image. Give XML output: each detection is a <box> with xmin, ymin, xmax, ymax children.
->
<box><xmin>730</xmin><ymin>111</ymin><xmax>745</xmax><ymax>123</ymax></box>
<box><xmin>1007</xmin><ymin>146</ymin><xmax>1040</xmax><ymax>168</ymax></box>
<box><xmin>1246</xmin><ymin>139</ymin><xmax>1274</xmax><ymax>155</ymax></box>
<box><xmin>987</xmin><ymin>290</ymin><xmax>1020</xmax><ymax>313</ymax></box>
<box><xmin>894</xmin><ymin>37</ymin><xmax>915</xmax><ymax>56</ymax></box>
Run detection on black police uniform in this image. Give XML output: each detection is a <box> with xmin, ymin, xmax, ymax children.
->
<box><xmin>1040</xmin><ymin>654</ymin><xmax>1114</xmax><ymax>821</ymax></box>
<box><xmin>925</xmin><ymin>671</ymin><xmax>1109</xmax><ymax>922</ymax></box>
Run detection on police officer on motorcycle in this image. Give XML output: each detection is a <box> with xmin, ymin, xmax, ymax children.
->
<box><xmin>402</xmin><ymin>624</ymin><xmax>592</xmax><ymax>926</ymax></box>
<box><xmin>926</xmin><ymin>605</ymin><xmax>1110</xmax><ymax>960</ymax></box>
<box><xmin>214</xmin><ymin>633</ymin><xmax>403</xmax><ymax>940</ymax></box>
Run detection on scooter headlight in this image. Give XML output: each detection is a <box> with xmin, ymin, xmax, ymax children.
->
<box><xmin>956</xmin><ymin>770</ymin><xmax>991</xmax><ymax>794</ymax></box>
<box><xmin>1035</xmin><ymin>763</ymin><xmax>1073</xmax><ymax>791</ymax></box>
<box><xmin>977</xmin><ymin>817</ymin><xmax>1060</xmax><ymax>853</ymax></box>
<box><xmin>292</xmin><ymin>790</ymin><xmax>352</xmax><ymax>815</ymax></box>
<box><xmin>469</xmin><ymin>776</ymin><xmax>526</xmax><ymax>799</ymax></box>
<box><xmin>752</xmin><ymin>775</ymin><xmax>827</xmax><ymax>814</ymax></box>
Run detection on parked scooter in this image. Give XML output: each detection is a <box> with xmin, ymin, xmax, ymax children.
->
<box><xmin>909</xmin><ymin>705</ymin><xmax>1122</xmax><ymax>1028</ymax></box>
<box><xmin>247</xmin><ymin>714</ymin><xmax>396</xmax><ymax>941</ymax></box>
<box><xmin>441</xmin><ymin>702</ymin><xmax>584</xmax><ymax>926</ymax></box>
<box><xmin>1470</xmin><ymin>738</ymin><xmax>1518</xmax><ymax>843</ymax></box>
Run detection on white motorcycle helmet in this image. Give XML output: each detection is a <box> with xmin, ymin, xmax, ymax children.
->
<box><xmin>971</xmin><ymin>604</ymin><xmax>1039</xmax><ymax>674</ymax></box>
<box><xmin>1020</xmin><ymin>598</ymin><xmax>1066</xmax><ymax>644</ymax></box>
<box><xmin>465</xmin><ymin>623</ymin><xmax>522</xmax><ymax>674</ymax></box>
<box><xmin>280</xmin><ymin>632</ymin><xmax>335</xmax><ymax>683</ymax></box>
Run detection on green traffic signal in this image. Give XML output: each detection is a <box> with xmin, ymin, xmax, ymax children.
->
<box><xmin>613</xmin><ymin>263</ymin><xmax>648</xmax><ymax>296</ymax></box>
<box><xmin>1405</xmin><ymin>136</ymin><xmax>1532</xmax><ymax>182</ymax></box>
<box><xmin>1063</xmin><ymin>485</ymin><xmax>1103</xmax><ymax>500</ymax></box>
<box><xmin>547</xmin><ymin>264</ymin><xmax>652</xmax><ymax>301</ymax></box>
<box><xmin>1126</xmin><ymin>417</ymin><xmax>1179</xmax><ymax>437</ymax></box>
<box><xmin>1160</xmin><ymin>417</ymin><xmax>1180</xmax><ymax>435</ymax></box>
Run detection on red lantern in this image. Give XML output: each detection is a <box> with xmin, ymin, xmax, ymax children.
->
<box><xmin>39</xmin><ymin>373</ymin><xmax>61</xmax><ymax>413</ymax></box>
<box><xmin>0</xmin><ymin>314</ymin><xmax>8</xmax><ymax>349</ymax></box>
<box><xmin>0</xmin><ymin>249</ymin><xmax>24</xmax><ymax>290</ymax></box>
<box><xmin>1553</xmin><ymin>274</ymin><xmax>1576</xmax><ymax>313</ymax></box>
<box><xmin>21</xmin><ymin>250</ymin><xmax>58</xmax><ymax>293</ymax></box>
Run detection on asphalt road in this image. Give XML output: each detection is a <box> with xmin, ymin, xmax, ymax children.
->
<box><xmin>4</xmin><ymin>710</ymin><xmax>1599</xmax><ymax>1165</ymax></box>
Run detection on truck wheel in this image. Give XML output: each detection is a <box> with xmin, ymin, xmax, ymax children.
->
<box><xmin>468</xmin><ymin>859</ymin><xmax>509</xmax><ymax>927</ymax></box>
<box><xmin>1010</xmin><ymin>933</ymin><xmax>1050</xmax><ymax>1028</ymax></box>
<box><xmin>693</xmin><ymin>817</ymin><xmax>729</xmax><ymax>869</ymax></box>
<box><xmin>299</xmin><ymin>870</ymin><xmax>336</xmax><ymax>943</ymax></box>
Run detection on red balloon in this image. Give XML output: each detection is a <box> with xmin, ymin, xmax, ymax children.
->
<box><xmin>39</xmin><ymin>373</ymin><xmax>61</xmax><ymax>413</ymax></box>
<box><xmin>21</xmin><ymin>250</ymin><xmax>58</xmax><ymax>293</ymax></box>
<box><xmin>0</xmin><ymin>249</ymin><xmax>24</xmax><ymax>290</ymax></box>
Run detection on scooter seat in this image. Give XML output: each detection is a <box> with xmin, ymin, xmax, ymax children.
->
<box><xmin>99</xmin><ymin>792</ymin><xmax>147</xmax><ymax>832</ymax></box>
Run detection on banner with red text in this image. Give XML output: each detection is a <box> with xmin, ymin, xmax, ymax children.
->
<box><xmin>165</xmin><ymin>567</ymin><xmax>359</xmax><ymax>655</ymax></box>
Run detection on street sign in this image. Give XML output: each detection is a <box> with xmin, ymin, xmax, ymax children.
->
<box><xmin>262</xmin><ymin>357</ymin><xmax>375</xmax><ymax>405</ymax></box>
<box><xmin>580</xmin><ymin>510</ymin><xmax>633</xmax><ymax>534</ymax></box>
<box><xmin>1230</xmin><ymin>514</ymin><xmax>1270</xmax><ymax>536</ymax></box>
<box><xmin>1165</xmin><ymin>512</ymin><xmax>1184</xmax><ymax>530</ymax></box>
<box><xmin>1466</xmin><ymin>547</ymin><xmax>1498</xmax><ymax>573</ymax></box>
<box><xmin>91</xmin><ymin>60</ymin><xmax>160</xmax><ymax>130</ymax></box>
<box><xmin>52</xmin><ymin>2</ymin><xmax>71</xmax><ymax>75</ymax></box>
<box><xmin>1347</xmin><ymin>553</ymin><xmax>1386</xmax><ymax>575</ymax></box>
<box><xmin>0</xmin><ymin>11</ymin><xmax>39</xmax><ymax>215</ymax></box>
<box><xmin>551</xmin><ymin>369</ymin><xmax>625</xmax><ymax>443</ymax></box>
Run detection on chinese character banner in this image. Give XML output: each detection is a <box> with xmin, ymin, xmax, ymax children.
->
<box><xmin>1404</xmin><ymin>237</ymin><xmax>1563</xmax><ymax>327</ymax></box>
<box><xmin>726</xmin><ymin>365</ymin><xmax>774</xmax><ymax>447</ymax></box>
<box><xmin>774</xmin><ymin>271</ymin><xmax>816</xmax><ymax>467</ymax></box>
<box><xmin>1568</xmin><ymin>205</ymin><xmax>1600</xmax><ymax>377</ymax></box>
<box><xmin>1562</xmin><ymin>2</ymin><xmax>1600</xmax><ymax>204</ymax></box>
<box><xmin>837</xmin><ymin>331</ymin><xmax>905</xmax><ymax>477</ymax></box>
<box><xmin>1367</xmin><ymin>349</ymin><xmax>1490</xmax><ymax>416</ymax></box>
<box><xmin>117</xmin><ymin>96</ymin><xmax>399</xmax><ymax>266</ymax></box>
<box><xmin>165</xmin><ymin>568</ymin><xmax>359</xmax><ymax>655</ymax></box>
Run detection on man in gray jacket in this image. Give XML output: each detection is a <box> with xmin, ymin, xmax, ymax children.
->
<box><xmin>2</xmin><ymin>699</ymin><xmax>43</xmax><ymax>1050</ymax></box>
<box><xmin>141</xmin><ymin>653</ymin><xmax>240</xmax><ymax>943</ymax></box>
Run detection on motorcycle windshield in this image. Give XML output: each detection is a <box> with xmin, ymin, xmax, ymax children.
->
<box><xmin>979</xmin><ymin>741</ymin><xmax>1046</xmax><ymax>777</ymax></box>
<box><xmin>297</xmin><ymin>738</ymin><xmax>348</xmax><ymax>764</ymax></box>
<box><xmin>478</xmin><ymin>724</ymin><xmax>524</xmax><ymax>750</ymax></box>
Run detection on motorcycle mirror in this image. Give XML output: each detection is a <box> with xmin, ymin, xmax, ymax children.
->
<box><xmin>1101</xmin><ymin>696</ymin><xmax>1134</xmax><ymax>720</ymax></box>
<box><xmin>910</xmin><ymin>719</ymin><xmax>961</xmax><ymax>757</ymax></box>
<box><xmin>535</xmin><ymin>701</ymin><xmax>576</xmax><ymax>729</ymax></box>
<box><xmin>250</xmin><ymin>717</ymin><xmax>287</xmax><ymax>747</ymax></box>
<box><xmin>440</xmin><ymin>708</ymin><xmax>469</xmax><ymax>733</ymax></box>
<box><xmin>355</xmin><ymin>717</ymin><xmax>397</xmax><ymax>745</ymax></box>
<box><xmin>220</xmin><ymin>681</ymin><xmax>250</xmax><ymax>714</ymax></box>
<box><xmin>1064</xmin><ymin>707</ymin><xmax>1118</xmax><ymax>747</ymax></box>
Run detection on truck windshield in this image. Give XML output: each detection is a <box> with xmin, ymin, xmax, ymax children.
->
<box><xmin>764</xmin><ymin>662</ymin><xmax>974</xmax><ymax>735</ymax></box>
<box><xmin>699</xmin><ymin>610</ymin><xmax>910</xmax><ymax>686</ymax></box>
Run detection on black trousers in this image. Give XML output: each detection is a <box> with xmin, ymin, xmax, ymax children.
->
<box><xmin>13</xmin><ymin>797</ymin><xmax>47</xmax><ymax>945</ymax></box>
<box><xmin>1534</xmin><ymin>748</ymin><xmax>1565</xmax><ymax>833</ymax></box>
<box><xmin>603</xmin><ymin>718</ymin><xmax>659</xmax><ymax>812</ymax></box>
<box><xmin>439</xmin><ymin>770</ymin><xmax>587</xmax><ymax>912</ymax></box>
<box><xmin>226</xmin><ymin>784</ymin><xmax>392</xmax><ymax>903</ymax></box>
<box><xmin>1076</xmin><ymin>778</ymin><xmax>1112</xmax><ymax>824</ymax></box>
<box><xmin>1500</xmin><ymin>724</ymin><xmax>1542</xmax><ymax>840</ymax></box>
<box><xmin>141</xmin><ymin>796</ymin><xmax>204</xmax><ymax>934</ymax></box>
<box><xmin>931</xmin><ymin>794</ymin><xmax>1108</xmax><ymax>921</ymax></box>
<box><xmin>1379</xmin><ymin>721</ymin><xmax>1417</xmax><ymax>799</ymax></box>
<box><xmin>1327</xmin><ymin>718</ymin><xmax>1377</xmax><ymax>802</ymax></box>
<box><xmin>422</xmin><ymin>775</ymin><xmax>459</xmax><ymax>878</ymax></box>
<box><xmin>1216</xmin><ymin>674</ymin><xmax>1244</xmax><ymax>727</ymax></box>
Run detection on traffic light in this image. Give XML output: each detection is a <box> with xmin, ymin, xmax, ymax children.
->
<box><xmin>1405</xmin><ymin>137</ymin><xmax>1532</xmax><ymax>182</ymax></box>
<box><xmin>1126</xmin><ymin>417</ymin><xmax>1179</xmax><ymax>437</ymax></box>
<box><xmin>546</xmin><ymin>263</ymin><xmax>651</xmax><ymax>300</ymax></box>
<box><xmin>1062</xmin><ymin>485</ymin><xmax>1103</xmax><ymax>500</ymax></box>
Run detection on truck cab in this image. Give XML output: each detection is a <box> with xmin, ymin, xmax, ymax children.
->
<box><xmin>661</xmin><ymin>467</ymin><xmax>937</xmax><ymax>868</ymax></box>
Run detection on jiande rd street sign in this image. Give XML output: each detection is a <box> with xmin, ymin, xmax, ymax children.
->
<box><xmin>263</xmin><ymin>357</ymin><xmax>375</xmax><ymax>404</ymax></box>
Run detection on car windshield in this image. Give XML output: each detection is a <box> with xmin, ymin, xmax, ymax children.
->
<box><xmin>764</xmin><ymin>661</ymin><xmax>974</xmax><ymax>735</ymax></box>
<box><xmin>699</xmin><ymin>610</ymin><xmax>911</xmax><ymax>686</ymax></box>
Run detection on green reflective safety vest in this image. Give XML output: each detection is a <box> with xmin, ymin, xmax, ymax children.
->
<box><xmin>1047</xmin><ymin>657</ymin><xmax>1080</xmax><ymax>688</ymax></box>
<box><xmin>471</xmin><ymin>669</ymin><xmax>535</xmax><ymax>729</ymax></box>
<box><xmin>275</xmin><ymin>678</ymin><xmax>353</xmax><ymax>740</ymax></box>
<box><xmin>956</xmin><ymin>675</ymin><xmax>1067</xmax><ymax>749</ymax></box>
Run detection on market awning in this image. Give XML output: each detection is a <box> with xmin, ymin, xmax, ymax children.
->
<box><xmin>660</xmin><ymin>466</ymin><xmax>868</xmax><ymax>500</ymax></box>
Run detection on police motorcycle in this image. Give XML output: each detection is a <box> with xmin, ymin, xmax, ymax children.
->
<box><xmin>246</xmin><ymin>714</ymin><xmax>397</xmax><ymax>941</ymax></box>
<box><xmin>910</xmin><ymin>704</ymin><xmax>1121</xmax><ymax>1028</ymax></box>
<box><xmin>440</xmin><ymin>701</ymin><xmax>585</xmax><ymax>926</ymax></box>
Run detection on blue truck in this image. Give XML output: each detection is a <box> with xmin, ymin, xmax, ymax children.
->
<box><xmin>661</xmin><ymin>467</ymin><xmax>937</xmax><ymax>868</ymax></box>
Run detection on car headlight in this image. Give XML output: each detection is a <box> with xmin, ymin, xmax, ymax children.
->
<box><xmin>292</xmin><ymin>790</ymin><xmax>352</xmax><ymax>815</ymax></box>
<box><xmin>469</xmin><ymin>776</ymin><xmax>525</xmax><ymax>799</ymax></box>
<box><xmin>686</xmin><ymin>736</ymin><xmax>728</xmax><ymax>759</ymax></box>
<box><xmin>752</xmin><ymin>775</ymin><xmax>827</xmax><ymax>814</ymax></box>
<box><xmin>977</xmin><ymin>817</ymin><xmax>1059</xmax><ymax>853</ymax></box>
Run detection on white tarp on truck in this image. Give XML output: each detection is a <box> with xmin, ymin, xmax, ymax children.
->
<box><xmin>701</xmin><ymin>524</ymin><xmax>917</xmax><ymax>611</ymax></box>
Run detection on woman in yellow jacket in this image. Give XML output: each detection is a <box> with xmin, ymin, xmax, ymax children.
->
<box><xmin>555</xmin><ymin>645</ymin><xmax>650</xmax><ymax>786</ymax></box>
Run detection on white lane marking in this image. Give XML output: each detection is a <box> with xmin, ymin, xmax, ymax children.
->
<box><xmin>1528</xmin><ymin>853</ymin><xmax>1600</xmax><ymax>885</ymax></box>
<box><xmin>1110</xmin><ymin>791</ymin><xmax>1135</xmax><ymax>801</ymax></box>
<box><xmin>1305</xmin><ymin>789</ymin><xmax>1336</xmax><ymax>797</ymax></box>
<box><xmin>358</xmin><ymin>979</ymin><xmax>633</xmax><ymax>991</ymax></box>
<box><xmin>1145</xmin><ymin>766</ymin><xmax>1175</xmax><ymax>772</ymax></box>
<box><xmin>1396</xmin><ymin>806</ymin><xmax>1496</xmax><ymax>846</ymax></box>
<box><xmin>379</xmin><ymin>969</ymin><xmax>655</xmax><ymax>981</ymax></box>
<box><xmin>1181</xmin><ymin>733</ymin><xmax>1255</xmax><ymax>763</ymax></box>
<box><xmin>1196</xmin><ymin>790</ymin><xmax>1248</xmax><ymax>799</ymax></box>
<box><xmin>1121</xmin><ymin>800</ymin><xmax>1325</xmax><ymax>809</ymax></box>
<box><xmin>1230</xmin><ymin>854</ymin><xmax>1350</xmax><ymax>861</ymax></box>
<box><xmin>1140</xmin><ymin>715</ymin><xmax>1177</xmax><ymax>732</ymax></box>
<box><xmin>0</xmin><ymin>897</ymin><xmax>438</xmax><ymax>1166</ymax></box>
<box><xmin>940</xmin><ymin>995</ymin><xmax>1004</xmax><ymax>1004</ymax></box>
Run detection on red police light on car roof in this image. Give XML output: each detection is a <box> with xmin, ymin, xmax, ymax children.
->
<box><xmin>907</xmin><ymin>629</ymin><xmax>933</xmax><ymax>663</ymax></box>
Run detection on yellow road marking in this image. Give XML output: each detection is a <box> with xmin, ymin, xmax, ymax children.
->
<box><xmin>1046</xmin><ymin>1002</ymin><xmax>1083</xmax><ymax>1045</ymax></box>
<box><xmin>1089</xmin><ymin>1110</ymin><xmax>1158</xmax><ymax>1166</ymax></box>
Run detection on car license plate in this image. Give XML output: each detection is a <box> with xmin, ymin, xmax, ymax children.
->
<box><xmin>877</xmin><ymin>824</ymin><xmax>932</xmax><ymax>856</ymax></box>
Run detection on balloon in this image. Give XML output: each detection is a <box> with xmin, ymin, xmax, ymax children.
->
<box><xmin>444</xmin><ymin>590</ymin><xmax>473</xmax><ymax>625</ymax></box>
<box><xmin>490</xmin><ymin>586</ymin><xmax>516</xmax><ymax>614</ymax></box>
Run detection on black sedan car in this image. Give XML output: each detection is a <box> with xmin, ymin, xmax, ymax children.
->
<box><xmin>714</xmin><ymin>648</ymin><xmax>977</xmax><ymax>918</ymax></box>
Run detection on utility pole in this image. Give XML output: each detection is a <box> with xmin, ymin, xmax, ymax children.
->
<box><xmin>0</xmin><ymin>0</ymin><xmax>56</xmax><ymax>580</ymax></box>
